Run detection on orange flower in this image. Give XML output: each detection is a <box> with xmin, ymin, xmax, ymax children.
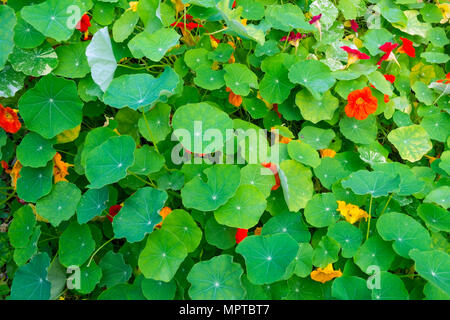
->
<box><xmin>311</xmin><ymin>264</ymin><xmax>342</xmax><ymax>283</ymax></box>
<box><xmin>437</xmin><ymin>73</ymin><xmax>450</xmax><ymax>84</ymax></box>
<box><xmin>226</xmin><ymin>87</ymin><xmax>242</xmax><ymax>107</ymax></box>
<box><xmin>345</xmin><ymin>87</ymin><xmax>378</xmax><ymax>120</ymax></box>
<box><xmin>1</xmin><ymin>161</ymin><xmax>8</xmax><ymax>170</ymax></box>
<box><xmin>270</xmin><ymin>127</ymin><xmax>291</xmax><ymax>144</ymax></box>
<box><xmin>53</xmin><ymin>152</ymin><xmax>73</xmax><ymax>183</ymax></box>
<box><xmin>210</xmin><ymin>35</ymin><xmax>220</xmax><ymax>49</ymax></box>
<box><xmin>155</xmin><ymin>207</ymin><xmax>172</xmax><ymax>228</ymax></box>
<box><xmin>424</xmin><ymin>154</ymin><xmax>439</xmax><ymax>165</ymax></box>
<box><xmin>6</xmin><ymin>160</ymin><xmax>22</xmax><ymax>189</ymax></box>
<box><xmin>0</xmin><ymin>104</ymin><xmax>21</xmax><ymax>134</ymax></box>
<box><xmin>336</xmin><ymin>200</ymin><xmax>369</xmax><ymax>224</ymax></box>
<box><xmin>320</xmin><ymin>149</ymin><xmax>336</xmax><ymax>158</ymax></box>
<box><xmin>261</xmin><ymin>162</ymin><xmax>280</xmax><ymax>191</ymax></box>
<box><xmin>254</xmin><ymin>227</ymin><xmax>262</xmax><ymax>236</ymax></box>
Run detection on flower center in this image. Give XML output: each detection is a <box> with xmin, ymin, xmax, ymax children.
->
<box><xmin>356</xmin><ymin>97</ymin><xmax>365</xmax><ymax>105</ymax></box>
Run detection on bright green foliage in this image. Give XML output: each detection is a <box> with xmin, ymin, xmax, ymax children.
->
<box><xmin>2</xmin><ymin>0</ymin><xmax>449</xmax><ymax>302</ymax></box>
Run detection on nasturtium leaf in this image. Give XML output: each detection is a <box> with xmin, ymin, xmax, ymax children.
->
<box><xmin>81</xmin><ymin>127</ymin><xmax>117</xmax><ymax>167</ymax></box>
<box><xmin>172</xmin><ymin>102</ymin><xmax>233</xmax><ymax>154</ymax></box>
<box><xmin>332</xmin><ymin>276</ymin><xmax>371</xmax><ymax>300</ymax></box>
<box><xmin>53</xmin><ymin>42</ymin><xmax>90</xmax><ymax>78</ymax></box>
<box><xmin>285</xmin><ymin>276</ymin><xmax>330</xmax><ymax>299</ymax></box>
<box><xmin>358</xmin><ymin>142</ymin><xmax>389</xmax><ymax>167</ymax></box>
<box><xmin>138</xmin><ymin>229</ymin><xmax>188</xmax><ymax>282</ymax></box>
<box><xmin>187</xmin><ymin>255</ymin><xmax>245</xmax><ymax>300</ymax></box>
<box><xmin>113</xmin><ymin>187</ymin><xmax>167</xmax><ymax>243</ymax></box>
<box><xmin>312</xmin><ymin>236</ymin><xmax>340</xmax><ymax>268</ymax></box>
<box><xmin>0</xmin><ymin>64</ymin><xmax>26</xmax><ymax>98</ymax></box>
<box><xmin>340</xmin><ymin>115</ymin><xmax>377</xmax><ymax>145</ymax></box>
<box><xmin>236</xmin><ymin>234</ymin><xmax>299</xmax><ymax>285</ymax></box>
<box><xmin>417</xmin><ymin>203</ymin><xmax>450</xmax><ymax>232</ymax></box>
<box><xmin>13</xmin><ymin>14</ymin><xmax>45</xmax><ymax>49</ymax></box>
<box><xmin>298</xmin><ymin>126</ymin><xmax>335</xmax><ymax>150</ymax></box>
<box><xmin>21</xmin><ymin>0</ymin><xmax>87</xmax><ymax>42</ymax></box>
<box><xmin>362</xmin><ymin>28</ymin><xmax>394</xmax><ymax>56</ymax></box>
<box><xmin>194</xmin><ymin>67</ymin><xmax>226</xmax><ymax>91</ymax></box>
<box><xmin>372</xmin><ymin>162</ymin><xmax>425</xmax><ymax>196</ymax></box>
<box><xmin>99</xmin><ymin>251</ymin><xmax>132</xmax><ymax>288</ymax></box>
<box><xmin>85</xmin><ymin>135</ymin><xmax>136</xmax><ymax>189</ymax></box>
<box><xmin>328</xmin><ymin>221</ymin><xmax>363</xmax><ymax>258</ymax></box>
<box><xmin>410</xmin><ymin>249</ymin><xmax>450</xmax><ymax>296</ymax></box>
<box><xmin>278</xmin><ymin>160</ymin><xmax>314</xmax><ymax>212</ymax></box>
<box><xmin>371</xmin><ymin>272</ymin><xmax>409</xmax><ymax>300</ymax></box>
<box><xmin>314</xmin><ymin>157</ymin><xmax>350</xmax><ymax>189</ymax></box>
<box><xmin>16</xmin><ymin>162</ymin><xmax>53</xmax><ymax>203</ymax></box>
<box><xmin>412</xmin><ymin>81</ymin><xmax>435</xmax><ymax>106</ymax></box>
<box><xmin>261</xmin><ymin>212</ymin><xmax>310</xmax><ymax>243</ymax></box>
<box><xmin>182</xmin><ymin>165</ymin><xmax>240</xmax><ymax>211</ymax></box>
<box><xmin>214</xmin><ymin>185</ymin><xmax>266</xmax><ymax>229</ymax></box>
<box><xmin>295</xmin><ymin>90</ymin><xmax>338</xmax><ymax>124</ymax></box>
<box><xmin>0</xmin><ymin>5</ymin><xmax>16</xmax><ymax>71</ymax></box>
<box><xmin>59</xmin><ymin>222</ymin><xmax>95</xmax><ymax>267</ymax></box>
<box><xmin>184</xmin><ymin>48</ymin><xmax>212</xmax><ymax>71</ymax></box>
<box><xmin>128</xmin><ymin>28</ymin><xmax>180</xmax><ymax>62</ymax></box>
<box><xmin>259</xmin><ymin>55</ymin><xmax>294</xmax><ymax>104</ymax></box>
<box><xmin>103</xmin><ymin>67</ymin><xmax>179</xmax><ymax>110</ymax></box>
<box><xmin>255</xmin><ymin>40</ymin><xmax>280</xmax><ymax>57</ymax></box>
<box><xmin>293</xmin><ymin>243</ymin><xmax>313</xmax><ymax>277</ymax></box>
<box><xmin>224</xmin><ymin>63</ymin><xmax>258</xmax><ymax>96</ymax></box>
<box><xmin>304</xmin><ymin>193</ymin><xmax>339</xmax><ymax>228</ymax></box>
<box><xmin>9</xmin><ymin>43</ymin><xmax>58</xmax><ymax>77</ymax></box>
<box><xmin>376</xmin><ymin>212</ymin><xmax>431</xmax><ymax>258</ymax></box>
<box><xmin>113</xmin><ymin>10</ymin><xmax>139</xmax><ymax>42</ymax></box>
<box><xmin>387</xmin><ymin>125</ymin><xmax>433</xmax><ymax>163</ymax></box>
<box><xmin>10</xmin><ymin>252</ymin><xmax>51</xmax><ymax>300</ymax></box>
<box><xmin>420</xmin><ymin>113</ymin><xmax>450</xmax><ymax>142</ymax></box>
<box><xmin>287</xmin><ymin>140</ymin><xmax>320</xmax><ymax>168</ymax></box>
<box><xmin>265</xmin><ymin>4</ymin><xmax>314</xmax><ymax>32</ymax></box>
<box><xmin>428</xmin><ymin>27</ymin><xmax>449</xmax><ymax>47</ymax></box>
<box><xmin>86</xmin><ymin>27</ymin><xmax>117</xmax><ymax>92</ymax></box>
<box><xmin>35</xmin><ymin>181</ymin><xmax>82</xmax><ymax>227</ymax></box>
<box><xmin>129</xmin><ymin>145</ymin><xmax>165</xmax><ymax>175</ymax></box>
<box><xmin>424</xmin><ymin>186</ymin><xmax>450</xmax><ymax>209</ymax></box>
<box><xmin>13</xmin><ymin>226</ymin><xmax>41</xmax><ymax>267</ymax></box>
<box><xmin>342</xmin><ymin>170</ymin><xmax>400</xmax><ymax>197</ymax></box>
<box><xmin>16</xmin><ymin>132</ymin><xmax>56</xmax><ymax>168</ymax></box>
<box><xmin>162</xmin><ymin>209</ymin><xmax>202</xmax><ymax>253</ymax></box>
<box><xmin>366</xmin><ymin>71</ymin><xmax>393</xmax><ymax>96</ymax></box>
<box><xmin>205</xmin><ymin>216</ymin><xmax>236</xmax><ymax>250</ymax></box>
<box><xmin>8</xmin><ymin>206</ymin><xmax>36</xmax><ymax>249</ymax></box>
<box><xmin>77</xmin><ymin>187</ymin><xmax>109</xmax><ymax>224</ymax></box>
<box><xmin>141</xmin><ymin>278</ymin><xmax>176</xmax><ymax>300</ymax></box>
<box><xmin>18</xmin><ymin>74</ymin><xmax>83</xmax><ymax>139</ymax></box>
<box><xmin>239</xmin><ymin>164</ymin><xmax>275</xmax><ymax>198</ymax></box>
<box><xmin>288</xmin><ymin>60</ymin><xmax>335</xmax><ymax>99</ymax></box>
<box><xmin>354</xmin><ymin>236</ymin><xmax>396</xmax><ymax>274</ymax></box>
<box><xmin>76</xmin><ymin>262</ymin><xmax>103</xmax><ymax>295</ymax></box>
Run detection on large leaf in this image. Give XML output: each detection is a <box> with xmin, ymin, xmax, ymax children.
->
<box><xmin>387</xmin><ymin>125</ymin><xmax>433</xmax><ymax>162</ymax></box>
<box><xmin>278</xmin><ymin>160</ymin><xmax>314</xmax><ymax>211</ymax></box>
<box><xmin>289</xmin><ymin>60</ymin><xmax>336</xmax><ymax>99</ymax></box>
<box><xmin>0</xmin><ymin>65</ymin><xmax>26</xmax><ymax>98</ymax></box>
<box><xmin>128</xmin><ymin>28</ymin><xmax>180</xmax><ymax>61</ymax></box>
<box><xmin>187</xmin><ymin>255</ymin><xmax>245</xmax><ymax>300</ymax></box>
<box><xmin>9</xmin><ymin>43</ymin><xmax>58</xmax><ymax>77</ymax></box>
<box><xmin>342</xmin><ymin>170</ymin><xmax>400</xmax><ymax>197</ymax></box>
<box><xmin>0</xmin><ymin>5</ymin><xmax>17</xmax><ymax>71</ymax></box>
<box><xmin>59</xmin><ymin>222</ymin><xmax>95</xmax><ymax>267</ymax></box>
<box><xmin>113</xmin><ymin>187</ymin><xmax>167</xmax><ymax>242</ymax></box>
<box><xmin>18</xmin><ymin>74</ymin><xmax>83</xmax><ymax>139</ymax></box>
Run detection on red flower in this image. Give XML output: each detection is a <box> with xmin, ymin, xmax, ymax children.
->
<box><xmin>384</xmin><ymin>74</ymin><xmax>396</xmax><ymax>84</ymax></box>
<box><xmin>261</xmin><ymin>162</ymin><xmax>280</xmax><ymax>191</ymax></box>
<box><xmin>345</xmin><ymin>87</ymin><xmax>378</xmax><ymax>120</ymax></box>
<box><xmin>235</xmin><ymin>228</ymin><xmax>248</xmax><ymax>244</ymax></box>
<box><xmin>108</xmin><ymin>205</ymin><xmax>122</xmax><ymax>222</ymax></box>
<box><xmin>76</xmin><ymin>14</ymin><xmax>91</xmax><ymax>32</ymax></box>
<box><xmin>309</xmin><ymin>14</ymin><xmax>322</xmax><ymax>24</ymax></box>
<box><xmin>437</xmin><ymin>73</ymin><xmax>450</xmax><ymax>84</ymax></box>
<box><xmin>184</xmin><ymin>148</ymin><xmax>207</xmax><ymax>157</ymax></box>
<box><xmin>350</xmin><ymin>19</ymin><xmax>359</xmax><ymax>33</ymax></box>
<box><xmin>273</xmin><ymin>104</ymin><xmax>282</xmax><ymax>119</ymax></box>
<box><xmin>397</xmin><ymin>37</ymin><xmax>415</xmax><ymax>58</ymax></box>
<box><xmin>170</xmin><ymin>21</ymin><xmax>203</xmax><ymax>30</ymax></box>
<box><xmin>232</xmin><ymin>0</ymin><xmax>236</xmax><ymax>8</ymax></box>
<box><xmin>341</xmin><ymin>46</ymin><xmax>370</xmax><ymax>67</ymax></box>
<box><xmin>377</xmin><ymin>42</ymin><xmax>399</xmax><ymax>67</ymax></box>
<box><xmin>0</xmin><ymin>104</ymin><xmax>21</xmax><ymax>134</ymax></box>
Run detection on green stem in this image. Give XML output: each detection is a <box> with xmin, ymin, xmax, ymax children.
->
<box><xmin>0</xmin><ymin>191</ymin><xmax>16</xmax><ymax>206</ymax></box>
<box><xmin>128</xmin><ymin>171</ymin><xmax>156</xmax><ymax>188</ymax></box>
<box><xmin>379</xmin><ymin>193</ymin><xmax>393</xmax><ymax>217</ymax></box>
<box><xmin>142</xmin><ymin>112</ymin><xmax>160</xmax><ymax>154</ymax></box>
<box><xmin>366</xmin><ymin>194</ymin><xmax>373</xmax><ymax>241</ymax></box>
<box><xmin>87</xmin><ymin>238</ymin><xmax>114</xmax><ymax>267</ymax></box>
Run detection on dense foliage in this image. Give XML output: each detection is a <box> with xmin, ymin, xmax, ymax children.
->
<box><xmin>0</xmin><ymin>0</ymin><xmax>449</xmax><ymax>300</ymax></box>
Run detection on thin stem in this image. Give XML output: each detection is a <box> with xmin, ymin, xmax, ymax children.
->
<box><xmin>206</xmin><ymin>27</ymin><xmax>228</xmax><ymax>36</ymax></box>
<box><xmin>0</xmin><ymin>191</ymin><xmax>16</xmax><ymax>206</ymax></box>
<box><xmin>142</xmin><ymin>112</ymin><xmax>160</xmax><ymax>154</ymax></box>
<box><xmin>379</xmin><ymin>193</ymin><xmax>393</xmax><ymax>217</ymax></box>
<box><xmin>366</xmin><ymin>194</ymin><xmax>373</xmax><ymax>241</ymax></box>
<box><xmin>128</xmin><ymin>171</ymin><xmax>156</xmax><ymax>188</ymax></box>
<box><xmin>87</xmin><ymin>238</ymin><xmax>114</xmax><ymax>267</ymax></box>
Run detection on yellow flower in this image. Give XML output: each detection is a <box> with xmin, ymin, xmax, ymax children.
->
<box><xmin>127</xmin><ymin>1</ymin><xmax>139</xmax><ymax>12</ymax></box>
<box><xmin>256</xmin><ymin>91</ymin><xmax>272</xmax><ymax>109</ymax></box>
<box><xmin>311</xmin><ymin>264</ymin><xmax>342</xmax><ymax>283</ymax></box>
<box><xmin>241</xmin><ymin>19</ymin><xmax>247</xmax><ymax>26</ymax></box>
<box><xmin>270</xmin><ymin>127</ymin><xmax>292</xmax><ymax>144</ymax></box>
<box><xmin>438</xmin><ymin>3</ymin><xmax>450</xmax><ymax>23</ymax></box>
<box><xmin>30</xmin><ymin>204</ymin><xmax>49</xmax><ymax>223</ymax></box>
<box><xmin>53</xmin><ymin>152</ymin><xmax>73</xmax><ymax>183</ymax></box>
<box><xmin>56</xmin><ymin>125</ymin><xmax>81</xmax><ymax>144</ymax></box>
<box><xmin>320</xmin><ymin>149</ymin><xmax>336</xmax><ymax>158</ymax></box>
<box><xmin>336</xmin><ymin>200</ymin><xmax>369</xmax><ymax>224</ymax></box>
<box><xmin>6</xmin><ymin>160</ymin><xmax>22</xmax><ymax>190</ymax></box>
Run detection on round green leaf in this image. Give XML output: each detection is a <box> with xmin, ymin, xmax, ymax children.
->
<box><xmin>35</xmin><ymin>181</ymin><xmax>82</xmax><ymax>227</ymax></box>
<box><xmin>194</xmin><ymin>67</ymin><xmax>226</xmax><ymax>91</ymax></box>
<box><xmin>18</xmin><ymin>74</ymin><xmax>83</xmax><ymax>139</ymax></box>
<box><xmin>239</xmin><ymin>164</ymin><xmax>275</xmax><ymax>198</ymax></box>
<box><xmin>387</xmin><ymin>125</ymin><xmax>433</xmax><ymax>162</ymax></box>
<box><xmin>342</xmin><ymin>170</ymin><xmax>400</xmax><ymax>197</ymax></box>
<box><xmin>13</xmin><ymin>14</ymin><xmax>45</xmax><ymax>49</ymax></box>
<box><xmin>354</xmin><ymin>236</ymin><xmax>396</xmax><ymax>274</ymax></box>
<box><xmin>141</xmin><ymin>278</ymin><xmax>176</xmax><ymax>300</ymax></box>
<box><xmin>113</xmin><ymin>187</ymin><xmax>167</xmax><ymax>243</ymax></box>
<box><xmin>236</xmin><ymin>233</ymin><xmax>299</xmax><ymax>285</ymax></box>
<box><xmin>261</xmin><ymin>212</ymin><xmax>310</xmax><ymax>243</ymax></box>
<box><xmin>76</xmin><ymin>262</ymin><xmax>103</xmax><ymax>295</ymax></box>
<box><xmin>76</xmin><ymin>187</ymin><xmax>109</xmax><ymax>224</ymax></box>
<box><xmin>0</xmin><ymin>5</ymin><xmax>16</xmax><ymax>71</ymax></box>
<box><xmin>287</xmin><ymin>140</ymin><xmax>320</xmax><ymax>168</ymax></box>
<box><xmin>205</xmin><ymin>216</ymin><xmax>236</xmax><ymax>250</ymax></box>
<box><xmin>288</xmin><ymin>60</ymin><xmax>335</xmax><ymax>99</ymax></box>
<box><xmin>16</xmin><ymin>161</ymin><xmax>53</xmax><ymax>203</ymax></box>
<box><xmin>8</xmin><ymin>206</ymin><xmax>36</xmax><ymax>249</ymax></box>
<box><xmin>85</xmin><ymin>135</ymin><xmax>136</xmax><ymax>189</ymax></box>
<box><xmin>295</xmin><ymin>90</ymin><xmax>338</xmax><ymax>124</ymax></box>
<box><xmin>161</xmin><ymin>209</ymin><xmax>202</xmax><ymax>253</ymax></box>
<box><xmin>99</xmin><ymin>251</ymin><xmax>132</xmax><ymax>288</ymax></box>
<box><xmin>424</xmin><ymin>186</ymin><xmax>450</xmax><ymax>209</ymax></box>
<box><xmin>59</xmin><ymin>221</ymin><xmax>95</xmax><ymax>267</ymax></box>
<box><xmin>417</xmin><ymin>203</ymin><xmax>450</xmax><ymax>232</ymax></box>
<box><xmin>187</xmin><ymin>255</ymin><xmax>245</xmax><ymax>300</ymax></box>
<box><xmin>312</xmin><ymin>235</ymin><xmax>340</xmax><ymax>267</ymax></box>
<box><xmin>9</xmin><ymin>43</ymin><xmax>58</xmax><ymax>77</ymax></box>
<box><xmin>371</xmin><ymin>272</ymin><xmax>409</xmax><ymax>300</ymax></box>
<box><xmin>328</xmin><ymin>221</ymin><xmax>363</xmax><ymax>258</ymax></box>
<box><xmin>304</xmin><ymin>193</ymin><xmax>339</xmax><ymax>228</ymax></box>
<box><xmin>340</xmin><ymin>115</ymin><xmax>377</xmax><ymax>145</ymax></box>
<box><xmin>16</xmin><ymin>132</ymin><xmax>56</xmax><ymax>168</ymax></box>
<box><xmin>128</xmin><ymin>28</ymin><xmax>180</xmax><ymax>62</ymax></box>
<box><xmin>298</xmin><ymin>126</ymin><xmax>335</xmax><ymax>150</ymax></box>
<box><xmin>53</xmin><ymin>42</ymin><xmax>90</xmax><ymax>78</ymax></box>
<box><xmin>224</xmin><ymin>63</ymin><xmax>258</xmax><ymax>96</ymax></box>
<box><xmin>331</xmin><ymin>276</ymin><xmax>371</xmax><ymax>300</ymax></box>
<box><xmin>129</xmin><ymin>145</ymin><xmax>165</xmax><ymax>175</ymax></box>
<box><xmin>0</xmin><ymin>64</ymin><xmax>26</xmax><ymax>98</ymax></box>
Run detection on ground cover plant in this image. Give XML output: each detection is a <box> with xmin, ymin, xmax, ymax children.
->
<box><xmin>0</xmin><ymin>0</ymin><xmax>449</xmax><ymax>300</ymax></box>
